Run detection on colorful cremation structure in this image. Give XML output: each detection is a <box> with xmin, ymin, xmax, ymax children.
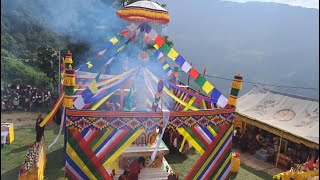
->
<box><xmin>39</xmin><ymin>1</ymin><xmax>243</xmax><ymax>179</ymax></box>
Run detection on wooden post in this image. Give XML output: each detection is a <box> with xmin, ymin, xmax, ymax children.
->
<box><xmin>119</xmin><ymin>89</ymin><xmax>124</xmax><ymax>111</ymax></box>
<box><xmin>187</xmin><ymin>63</ymin><xmax>192</xmax><ymax>87</ymax></box>
<box><xmin>275</xmin><ymin>131</ymin><xmax>284</xmax><ymax>167</ymax></box>
<box><xmin>243</xmin><ymin>121</ymin><xmax>247</xmax><ymax>133</ymax></box>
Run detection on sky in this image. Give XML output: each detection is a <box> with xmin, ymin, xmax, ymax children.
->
<box><xmin>222</xmin><ymin>0</ymin><xmax>319</xmax><ymax>9</ymax></box>
<box><xmin>160</xmin><ymin>0</ymin><xmax>319</xmax><ymax>98</ymax></box>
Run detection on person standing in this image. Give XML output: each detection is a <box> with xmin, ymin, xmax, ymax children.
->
<box><xmin>35</xmin><ymin>114</ymin><xmax>45</xmax><ymax>142</ymax></box>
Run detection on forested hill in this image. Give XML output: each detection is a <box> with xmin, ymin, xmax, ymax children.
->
<box><xmin>1</xmin><ymin>0</ymin><xmax>114</xmax><ymax>90</ymax></box>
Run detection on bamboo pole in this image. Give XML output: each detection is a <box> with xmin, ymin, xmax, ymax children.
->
<box><xmin>276</xmin><ymin>131</ymin><xmax>284</xmax><ymax>167</ymax></box>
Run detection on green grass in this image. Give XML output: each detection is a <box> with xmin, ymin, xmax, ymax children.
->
<box><xmin>165</xmin><ymin>148</ymin><xmax>272</xmax><ymax>180</ymax></box>
<box><xmin>1</xmin><ymin>123</ymin><xmax>65</xmax><ymax>180</ymax></box>
<box><xmin>2</xmin><ymin>123</ymin><xmax>272</xmax><ymax>180</ymax></box>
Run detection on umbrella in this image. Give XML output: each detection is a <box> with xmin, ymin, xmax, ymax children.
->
<box><xmin>116</xmin><ymin>1</ymin><xmax>169</xmax><ymax>24</ymax></box>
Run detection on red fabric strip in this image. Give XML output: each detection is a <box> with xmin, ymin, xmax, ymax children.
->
<box><xmin>206</xmin><ymin>141</ymin><xmax>232</xmax><ymax>178</ymax></box>
<box><xmin>186</xmin><ymin>124</ymin><xmax>229</xmax><ymax>179</ymax></box>
<box><xmin>191</xmin><ymin>126</ymin><xmax>210</xmax><ymax>147</ymax></box>
<box><xmin>97</xmin><ymin>129</ymin><xmax>130</xmax><ymax>161</ymax></box>
<box><xmin>65</xmin><ymin>166</ymin><xmax>79</xmax><ymax>180</ymax></box>
<box><xmin>70</xmin><ymin>129</ymin><xmax>112</xmax><ymax>180</ymax></box>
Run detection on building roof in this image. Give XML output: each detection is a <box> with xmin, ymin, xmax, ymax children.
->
<box><xmin>237</xmin><ymin>86</ymin><xmax>319</xmax><ymax>144</ymax></box>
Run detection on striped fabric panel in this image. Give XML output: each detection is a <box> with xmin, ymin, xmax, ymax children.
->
<box><xmin>65</xmin><ymin>156</ymin><xmax>90</xmax><ymax>180</ymax></box>
<box><xmin>215</xmin><ymin>158</ymin><xmax>232</xmax><ymax>180</ymax></box>
<box><xmin>95</xmin><ymin>130</ymin><xmax>127</xmax><ymax>159</ymax></box>
<box><xmin>100</xmin><ymin>129</ymin><xmax>133</xmax><ymax>162</ymax></box>
<box><xmin>193</xmin><ymin>125</ymin><xmax>233</xmax><ymax>179</ymax></box>
<box><xmin>177</xmin><ymin>128</ymin><xmax>205</xmax><ymax>155</ymax></box>
<box><xmin>193</xmin><ymin>126</ymin><xmax>212</xmax><ymax>145</ymax></box>
<box><xmin>185</xmin><ymin>124</ymin><xmax>229</xmax><ymax>179</ymax></box>
<box><xmin>68</xmin><ymin>129</ymin><xmax>112</xmax><ymax>180</ymax></box>
<box><xmin>92</xmin><ymin>129</ymin><xmax>115</xmax><ymax>152</ymax></box>
<box><xmin>198</xmin><ymin>133</ymin><xmax>232</xmax><ymax>179</ymax></box>
<box><xmin>66</xmin><ymin>142</ymin><xmax>97</xmax><ymax>180</ymax></box>
<box><xmin>102</xmin><ymin>128</ymin><xmax>144</xmax><ymax>168</ymax></box>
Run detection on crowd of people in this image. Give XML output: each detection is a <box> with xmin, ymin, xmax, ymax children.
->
<box><xmin>233</xmin><ymin>126</ymin><xmax>319</xmax><ymax>170</ymax></box>
<box><xmin>163</xmin><ymin>128</ymin><xmax>190</xmax><ymax>155</ymax></box>
<box><xmin>1</xmin><ymin>84</ymin><xmax>53</xmax><ymax>111</ymax></box>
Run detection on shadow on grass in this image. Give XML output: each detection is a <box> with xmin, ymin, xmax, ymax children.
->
<box><xmin>7</xmin><ymin>145</ymin><xmax>29</xmax><ymax>154</ymax></box>
<box><xmin>229</xmin><ymin>163</ymin><xmax>273</xmax><ymax>180</ymax></box>
<box><xmin>165</xmin><ymin>148</ymin><xmax>198</xmax><ymax>164</ymax></box>
<box><xmin>44</xmin><ymin>147</ymin><xmax>65</xmax><ymax>179</ymax></box>
<box><xmin>1</xmin><ymin>165</ymin><xmax>20</xmax><ymax>179</ymax></box>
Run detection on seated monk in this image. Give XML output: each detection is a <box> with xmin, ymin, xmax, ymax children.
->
<box><xmin>128</xmin><ymin>161</ymin><xmax>140</xmax><ymax>180</ymax></box>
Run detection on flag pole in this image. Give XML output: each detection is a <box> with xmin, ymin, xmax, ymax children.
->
<box><xmin>58</xmin><ymin>50</ymin><xmax>61</xmax><ymax>95</ymax></box>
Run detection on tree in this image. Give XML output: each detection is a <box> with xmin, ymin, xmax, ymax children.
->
<box><xmin>36</xmin><ymin>45</ymin><xmax>59</xmax><ymax>88</ymax></box>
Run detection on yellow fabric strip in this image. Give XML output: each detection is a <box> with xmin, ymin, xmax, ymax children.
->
<box><xmin>207</xmin><ymin>126</ymin><xmax>217</xmax><ymax>137</ymax></box>
<box><xmin>146</xmin><ymin>69</ymin><xmax>199</xmax><ymax>111</ymax></box>
<box><xmin>179</xmin><ymin>137</ymin><xmax>187</xmax><ymax>152</ymax></box>
<box><xmin>213</xmin><ymin>153</ymin><xmax>232</xmax><ymax>180</ymax></box>
<box><xmin>202</xmin><ymin>100</ymin><xmax>207</xmax><ymax>110</ymax></box>
<box><xmin>194</xmin><ymin>127</ymin><xmax>233</xmax><ymax>179</ymax></box>
<box><xmin>103</xmin><ymin>129</ymin><xmax>144</xmax><ymax>168</ymax></box>
<box><xmin>145</xmin><ymin>99</ymin><xmax>153</xmax><ymax>107</ymax></box>
<box><xmin>92</xmin><ymin>128</ymin><xmax>114</xmax><ymax>151</ymax></box>
<box><xmin>117</xmin><ymin>45</ymin><xmax>125</xmax><ymax>53</ymax></box>
<box><xmin>66</xmin><ymin>143</ymin><xmax>97</xmax><ymax>180</ymax></box>
<box><xmin>183</xmin><ymin>96</ymin><xmax>196</xmax><ymax>111</ymax></box>
<box><xmin>90</xmin><ymin>92</ymin><xmax>115</xmax><ymax>110</ymax></box>
<box><xmin>40</xmin><ymin>92</ymin><xmax>64</xmax><ymax>127</ymax></box>
<box><xmin>97</xmin><ymin>69</ymin><xmax>135</xmax><ymax>87</ymax></box>
<box><xmin>177</xmin><ymin>128</ymin><xmax>204</xmax><ymax>155</ymax></box>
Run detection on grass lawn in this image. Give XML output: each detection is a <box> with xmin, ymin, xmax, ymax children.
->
<box><xmin>2</xmin><ymin>122</ymin><xmax>272</xmax><ymax>179</ymax></box>
<box><xmin>165</xmin><ymin>149</ymin><xmax>272</xmax><ymax>180</ymax></box>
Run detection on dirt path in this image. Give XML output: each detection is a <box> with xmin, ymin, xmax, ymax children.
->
<box><xmin>1</xmin><ymin>111</ymin><xmax>49</xmax><ymax>128</ymax></box>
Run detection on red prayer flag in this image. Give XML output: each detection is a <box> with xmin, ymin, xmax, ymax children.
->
<box><xmin>120</xmin><ymin>30</ymin><xmax>130</xmax><ymax>37</ymax></box>
<box><xmin>189</xmin><ymin>68</ymin><xmax>200</xmax><ymax>79</ymax></box>
<box><xmin>154</xmin><ymin>35</ymin><xmax>165</xmax><ymax>47</ymax></box>
<box><xmin>145</xmin><ymin>35</ymin><xmax>151</xmax><ymax>43</ymax></box>
<box><xmin>129</xmin><ymin>33</ymin><xmax>136</xmax><ymax>41</ymax></box>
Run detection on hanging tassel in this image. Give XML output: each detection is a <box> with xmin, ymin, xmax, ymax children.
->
<box><xmin>231</xmin><ymin>80</ymin><xmax>243</xmax><ymax>90</ymax></box>
<box><xmin>231</xmin><ymin>74</ymin><xmax>243</xmax><ymax>90</ymax></box>
<box><xmin>64</xmin><ymin>96</ymin><xmax>73</xmax><ymax>108</ymax></box>
<box><xmin>228</xmin><ymin>96</ymin><xmax>237</xmax><ymax>107</ymax></box>
<box><xmin>230</xmin><ymin>88</ymin><xmax>240</xmax><ymax>97</ymax></box>
<box><xmin>63</xmin><ymin>75</ymin><xmax>76</xmax><ymax>86</ymax></box>
<box><xmin>64</xmin><ymin>51</ymin><xmax>73</xmax><ymax>64</ymax></box>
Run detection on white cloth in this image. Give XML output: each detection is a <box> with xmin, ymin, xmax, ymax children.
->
<box><xmin>237</xmin><ymin>87</ymin><xmax>319</xmax><ymax>144</ymax></box>
<box><xmin>1</xmin><ymin>131</ymin><xmax>8</xmax><ymax>144</ymax></box>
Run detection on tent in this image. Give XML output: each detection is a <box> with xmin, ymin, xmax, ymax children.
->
<box><xmin>236</xmin><ymin>86</ymin><xmax>319</xmax><ymax>148</ymax></box>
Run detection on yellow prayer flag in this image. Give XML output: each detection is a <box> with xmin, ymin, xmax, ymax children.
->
<box><xmin>88</xmin><ymin>79</ymin><xmax>98</xmax><ymax>93</ymax></box>
<box><xmin>117</xmin><ymin>45</ymin><xmax>125</xmax><ymax>52</ymax></box>
<box><xmin>110</xmin><ymin>37</ymin><xmax>119</xmax><ymax>45</ymax></box>
<box><xmin>202</xmin><ymin>81</ymin><xmax>214</xmax><ymax>94</ymax></box>
<box><xmin>162</xmin><ymin>64</ymin><xmax>170</xmax><ymax>70</ymax></box>
<box><xmin>168</xmin><ymin>48</ymin><xmax>179</xmax><ymax>60</ymax></box>
<box><xmin>86</xmin><ymin>61</ymin><xmax>93</xmax><ymax>68</ymax></box>
<box><xmin>153</xmin><ymin>44</ymin><xmax>159</xmax><ymax>50</ymax></box>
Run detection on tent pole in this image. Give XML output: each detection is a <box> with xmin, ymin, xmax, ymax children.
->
<box><xmin>275</xmin><ymin>130</ymin><xmax>284</xmax><ymax>167</ymax></box>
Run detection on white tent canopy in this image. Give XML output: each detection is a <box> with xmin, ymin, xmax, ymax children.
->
<box><xmin>237</xmin><ymin>87</ymin><xmax>319</xmax><ymax>144</ymax></box>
